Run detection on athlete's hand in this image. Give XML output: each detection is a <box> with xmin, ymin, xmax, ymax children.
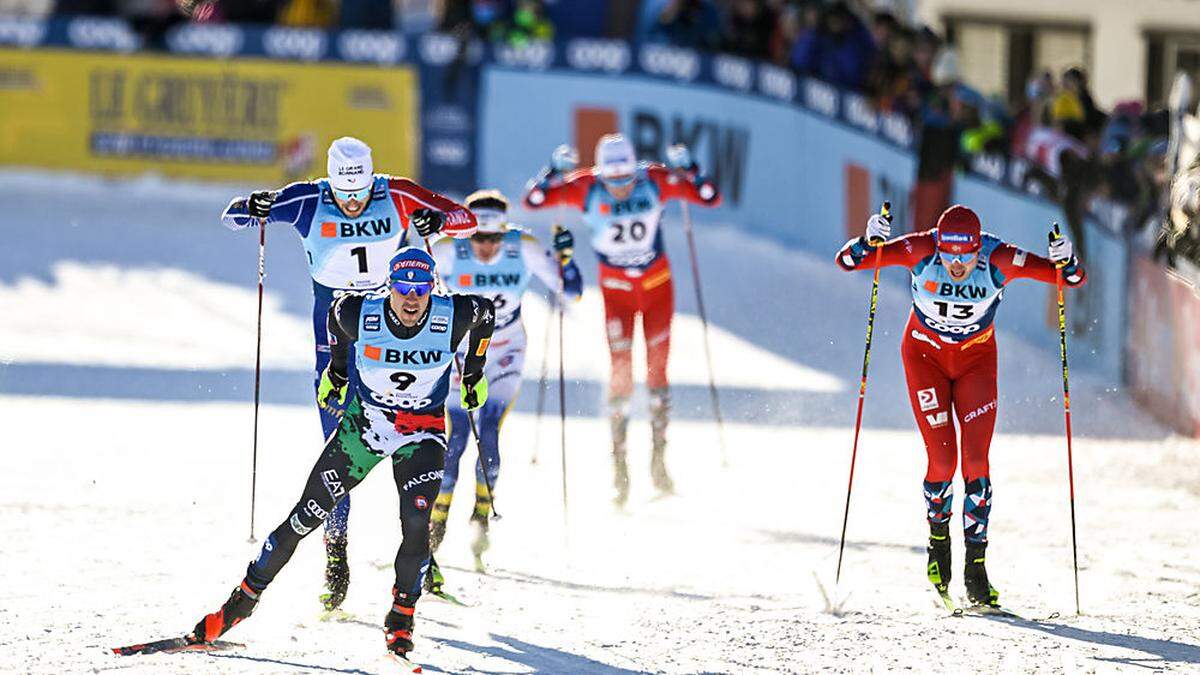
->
<box><xmin>1048</xmin><ymin>232</ymin><xmax>1074</xmax><ymax>267</ymax></box>
<box><xmin>666</xmin><ymin>144</ymin><xmax>694</xmax><ymax>172</ymax></box>
<box><xmin>865</xmin><ymin>213</ymin><xmax>891</xmax><ymax>246</ymax></box>
<box><xmin>551</xmin><ymin>145</ymin><xmax>579</xmax><ymax>174</ymax></box>
<box><xmin>317</xmin><ymin>367</ymin><xmax>348</xmax><ymax>412</ymax></box>
<box><xmin>461</xmin><ymin>371</ymin><xmax>488</xmax><ymax>411</ymax></box>
<box><xmin>552</xmin><ymin>225</ymin><xmax>574</xmax><ymax>266</ymax></box>
<box><xmin>411</xmin><ymin>208</ymin><xmax>444</xmax><ymax>238</ymax></box>
<box><xmin>248</xmin><ymin>191</ymin><xmax>277</xmax><ymax>218</ymax></box>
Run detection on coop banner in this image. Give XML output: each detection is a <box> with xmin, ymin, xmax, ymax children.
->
<box><xmin>0</xmin><ymin>49</ymin><xmax>417</xmax><ymax>183</ymax></box>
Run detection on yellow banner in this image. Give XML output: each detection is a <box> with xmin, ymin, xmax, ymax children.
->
<box><xmin>0</xmin><ymin>49</ymin><xmax>417</xmax><ymax>183</ymax></box>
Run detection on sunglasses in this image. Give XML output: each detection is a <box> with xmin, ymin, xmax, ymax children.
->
<box><xmin>391</xmin><ymin>280</ymin><xmax>434</xmax><ymax>296</ymax></box>
<box><xmin>601</xmin><ymin>174</ymin><xmax>636</xmax><ymax>187</ymax></box>
<box><xmin>332</xmin><ymin>186</ymin><xmax>371</xmax><ymax>202</ymax></box>
<box><xmin>939</xmin><ymin>250</ymin><xmax>979</xmax><ymax>266</ymax></box>
<box><xmin>471</xmin><ymin>232</ymin><xmax>505</xmax><ymax>244</ymax></box>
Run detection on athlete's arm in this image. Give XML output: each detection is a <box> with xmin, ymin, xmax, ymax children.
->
<box><xmin>523</xmin><ymin>168</ymin><xmax>594</xmax><ymax>210</ymax></box>
<box><xmin>450</xmin><ymin>294</ymin><xmax>496</xmax><ymax>378</ymax></box>
<box><xmin>326</xmin><ymin>293</ymin><xmax>366</xmax><ymax>385</ymax></box>
<box><xmin>520</xmin><ymin>233</ymin><xmax>583</xmax><ymax>300</ymax></box>
<box><xmin>386</xmin><ymin>177</ymin><xmax>477</xmax><ymax>239</ymax></box>
<box><xmin>221</xmin><ymin>182</ymin><xmax>320</xmax><ymax>235</ymax></box>
<box><xmin>989</xmin><ymin>244</ymin><xmax>1087</xmax><ymax>287</ymax></box>
<box><xmin>645</xmin><ymin>164</ymin><xmax>721</xmax><ymax>206</ymax></box>
<box><xmin>836</xmin><ymin>231</ymin><xmax>936</xmax><ymax>271</ymax></box>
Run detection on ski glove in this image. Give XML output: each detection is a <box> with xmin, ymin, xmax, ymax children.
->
<box><xmin>317</xmin><ymin>367</ymin><xmax>348</xmax><ymax>412</ymax></box>
<box><xmin>666</xmin><ymin>144</ymin><xmax>694</xmax><ymax>172</ymax></box>
<box><xmin>865</xmin><ymin>213</ymin><xmax>891</xmax><ymax>245</ymax></box>
<box><xmin>461</xmin><ymin>371</ymin><xmax>488</xmax><ymax>411</ymax></box>
<box><xmin>552</xmin><ymin>225</ymin><xmax>574</xmax><ymax>266</ymax></box>
<box><xmin>248</xmin><ymin>190</ymin><xmax>277</xmax><ymax>218</ymax></box>
<box><xmin>1048</xmin><ymin>234</ymin><xmax>1074</xmax><ymax>267</ymax></box>
<box><xmin>550</xmin><ymin>144</ymin><xmax>579</xmax><ymax>173</ymax></box>
<box><xmin>411</xmin><ymin>208</ymin><xmax>444</xmax><ymax>238</ymax></box>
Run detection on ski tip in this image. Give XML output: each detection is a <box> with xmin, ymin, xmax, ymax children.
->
<box><xmin>387</xmin><ymin>652</ymin><xmax>423</xmax><ymax>673</ymax></box>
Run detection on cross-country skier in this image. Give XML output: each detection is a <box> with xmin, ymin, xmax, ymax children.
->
<box><xmin>835</xmin><ymin>204</ymin><xmax>1086</xmax><ymax>607</ymax></box>
<box><xmin>429</xmin><ymin>189</ymin><xmax>583</xmax><ymax>568</ymax></box>
<box><xmin>187</xmin><ymin>247</ymin><xmax>495</xmax><ymax>665</ymax></box>
<box><xmin>522</xmin><ymin>135</ymin><xmax>721</xmax><ymax>506</ymax></box>
<box><xmin>221</xmin><ymin>137</ymin><xmax>476</xmax><ymax>610</ymax></box>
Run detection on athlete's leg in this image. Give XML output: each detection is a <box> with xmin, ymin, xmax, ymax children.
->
<box><xmin>389</xmin><ymin>438</ymin><xmax>445</xmax><ymax>603</ymax></box>
<box><xmin>641</xmin><ymin>262</ymin><xmax>675</xmax><ymax>492</ymax></box>
<box><xmin>900</xmin><ymin>337</ymin><xmax>958</xmax><ymax>526</ymax></box>
<box><xmin>600</xmin><ymin>269</ymin><xmax>637</xmax><ymax>505</ymax></box>
<box><xmin>432</xmin><ymin>405</ymin><xmax>470</xmax><ymax>545</ymax></box>
<box><xmin>312</xmin><ymin>285</ymin><xmax>352</xmax><ymax>541</ymax></box>
<box><xmin>953</xmin><ymin>343</ymin><xmax>999</xmax><ymax>545</ymax></box>
<box><xmin>471</xmin><ymin>333</ymin><xmax>525</xmax><ymax>519</ymax></box>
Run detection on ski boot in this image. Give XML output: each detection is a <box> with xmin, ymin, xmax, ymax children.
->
<box><xmin>189</xmin><ymin>581</ymin><xmax>259</xmax><ymax>643</ymax></box>
<box><xmin>926</xmin><ymin>521</ymin><xmax>953</xmax><ymax>608</ymax></box>
<box><xmin>964</xmin><ymin>542</ymin><xmax>1000</xmax><ymax>607</ymax></box>
<box><xmin>610</xmin><ymin>399</ymin><xmax>631</xmax><ymax>507</ymax></box>
<box><xmin>470</xmin><ymin>510</ymin><xmax>490</xmax><ymax>573</ymax></box>
<box><xmin>320</xmin><ymin>535</ymin><xmax>350</xmax><ymax>611</ymax></box>
<box><xmin>649</xmin><ymin>388</ymin><xmax>674</xmax><ymax>495</ymax></box>
<box><xmin>383</xmin><ymin>593</ymin><xmax>417</xmax><ymax>659</ymax></box>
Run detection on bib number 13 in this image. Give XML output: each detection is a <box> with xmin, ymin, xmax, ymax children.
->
<box><xmin>932</xmin><ymin>301</ymin><xmax>974</xmax><ymax>320</ymax></box>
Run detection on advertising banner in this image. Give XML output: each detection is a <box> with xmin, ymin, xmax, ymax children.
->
<box><xmin>0</xmin><ymin>49</ymin><xmax>418</xmax><ymax>184</ymax></box>
<box><xmin>1127</xmin><ymin>255</ymin><xmax>1200</xmax><ymax>436</ymax></box>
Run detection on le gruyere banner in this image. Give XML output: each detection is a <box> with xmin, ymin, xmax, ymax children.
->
<box><xmin>0</xmin><ymin>49</ymin><xmax>417</xmax><ymax>183</ymax></box>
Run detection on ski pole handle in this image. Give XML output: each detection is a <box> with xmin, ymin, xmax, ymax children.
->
<box><xmin>867</xmin><ymin>201</ymin><xmax>892</xmax><ymax>247</ymax></box>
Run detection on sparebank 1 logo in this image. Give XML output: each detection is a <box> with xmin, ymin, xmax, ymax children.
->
<box><xmin>571</xmin><ymin>106</ymin><xmax>748</xmax><ymax>206</ymax></box>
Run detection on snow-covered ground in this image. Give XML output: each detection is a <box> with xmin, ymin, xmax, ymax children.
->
<box><xmin>2</xmin><ymin>172</ymin><xmax>1199</xmax><ymax>673</ymax></box>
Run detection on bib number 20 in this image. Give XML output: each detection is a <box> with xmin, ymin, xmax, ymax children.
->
<box><xmin>609</xmin><ymin>221</ymin><xmax>647</xmax><ymax>243</ymax></box>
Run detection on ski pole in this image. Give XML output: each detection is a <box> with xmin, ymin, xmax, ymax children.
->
<box><xmin>1051</xmin><ymin>222</ymin><xmax>1081</xmax><ymax>615</ymax></box>
<box><xmin>555</xmin><ymin>228</ymin><xmax>570</xmax><ymax>527</ymax></box>
<box><xmin>530</xmin><ymin>282</ymin><xmax>555</xmax><ymax>466</ymax></box>
<box><xmin>834</xmin><ymin>201</ymin><xmax>891</xmax><ymax>585</ymax></box>
<box><xmin>679</xmin><ymin>201</ymin><xmax>729</xmax><ymax>468</ymax></box>
<box><xmin>248</xmin><ymin>219</ymin><xmax>266</xmax><ymax>543</ymax></box>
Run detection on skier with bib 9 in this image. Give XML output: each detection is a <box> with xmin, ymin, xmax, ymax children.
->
<box><xmin>523</xmin><ymin>135</ymin><xmax>720</xmax><ymax>506</ymax></box>
<box><xmin>835</xmin><ymin>204</ymin><xmax>1086</xmax><ymax>607</ymax></box>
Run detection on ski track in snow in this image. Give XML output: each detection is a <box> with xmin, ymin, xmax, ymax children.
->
<box><xmin>2</xmin><ymin>172</ymin><xmax>1199</xmax><ymax>673</ymax></box>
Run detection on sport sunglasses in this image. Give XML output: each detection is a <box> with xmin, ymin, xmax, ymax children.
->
<box><xmin>332</xmin><ymin>185</ymin><xmax>371</xmax><ymax>202</ymax></box>
<box><xmin>391</xmin><ymin>280</ymin><xmax>434</xmax><ymax>296</ymax></box>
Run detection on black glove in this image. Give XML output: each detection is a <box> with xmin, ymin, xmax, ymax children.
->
<box><xmin>552</xmin><ymin>225</ymin><xmax>574</xmax><ymax>265</ymax></box>
<box><xmin>247</xmin><ymin>190</ymin><xmax>277</xmax><ymax>218</ymax></box>
<box><xmin>411</xmin><ymin>208</ymin><xmax>444</xmax><ymax>238</ymax></box>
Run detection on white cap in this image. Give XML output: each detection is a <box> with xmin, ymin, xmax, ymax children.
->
<box><xmin>327</xmin><ymin>137</ymin><xmax>373</xmax><ymax>191</ymax></box>
<box><xmin>595</xmin><ymin>134</ymin><xmax>637</xmax><ymax>181</ymax></box>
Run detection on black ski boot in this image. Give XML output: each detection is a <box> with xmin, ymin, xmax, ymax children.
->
<box><xmin>190</xmin><ymin>581</ymin><xmax>259</xmax><ymax>643</ymax></box>
<box><xmin>649</xmin><ymin>388</ymin><xmax>674</xmax><ymax>495</ymax></box>
<box><xmin>964</xmin><ymin>542</ymin><xmax>1000</xmax><ymax>607</ymax></box>
<box><xmin>383</xmin><ymin>596</ymin><xmax>416</xmax><ymax>658</ymax></box>
<box><xmin>320</xmin><ymin>536</ymin><xmax>349</xmax><ymax>611</ymax></box>
<box><xmin>926</xmin><ymin>521</ymin><xmax>951</xmax><ymax>593</ymax></box>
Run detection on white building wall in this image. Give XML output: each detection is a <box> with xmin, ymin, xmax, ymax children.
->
<box><xmin>916</xmin><ymin>0</ymin><xmax>1200</xmax><ymax>107</ymax></box>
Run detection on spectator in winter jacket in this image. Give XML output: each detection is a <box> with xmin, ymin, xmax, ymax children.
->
<box><xmin>789</xmin><ymin>1</ymin><xmax>876</xmax><ymax>90</ymax></box>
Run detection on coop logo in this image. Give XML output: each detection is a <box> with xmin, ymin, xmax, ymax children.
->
<box><xmin>68</xmin><ymin>17</ymin><xmax>140</xmax><ymax>51</ymax></box>
<box><xmin>494</xmin><ymin>41</ymin><xmax>554</xmax><ymax>70</ymax></box>
<box><xmin>0</xmin><ymin>17</ymin><xmax>47</xmax><ymax>47</ymax></box>
<box><xmin>844</xmin><ymin>93</ymin><xmax>879</xmax><ymax>133</ymax></box>
<box><xmin>263</xmin><ymin>27</ymin><xmax>326</xmax><ymax>61</ymax></box>
<box><xmin>364</xmin><ymin>314</ymin><xmax>381</xmax><ymax>332</ymax></box>
<box><xmin>923</xmin><ymin>281</ymin><xmax>989</xmax><ymax>300</ymax></box>
<box><xmin>321</xmin><ymin>469</ymin><xmax>345</xmax><ymax>499</ymax></box>
<box><xmin>458</xmin><ymin>272</ymin><xmax>522</xmax><ymax>288</ymax></box>
<box><xmin>758</xmin><ymin>64</ymin><xmax>796</xmax><ymax>101</ymax></box>
<box><xmin>916</xmin><ymin>387</ymin><xmax>939</xmax><ymax>412</ymax></box>
<box><xmin>419</xmin><ymin>33</ymin><xmax>459</xmax><ymax>66</ymax></box>
<box><xmin>363</xmin><ymin>346</ymin><xmax>444</xmax><ymax>365</ymax></box>
<box><xmin>881</xmin><ymin>112</ymin><xmax>914</xmax><ymax>147</ymax></box>
<box><xmin>428</xmin><ymin>138</ymin><xmax>470</xmax><ymax>167</ymax></box>
<box><xmin>338</xmin><ymin>30</ymin><xmax>404</xmax><ymax>64</ymax></box>
<box><xmin>165</xmin><ymin>24</ymin><xmax>243</xmax><ymax>57</ymax></box>
<box><xmin>430</xmin><ymin>314</ymin><xmax>448</xmax><ymax>333</ymax></box>
<box><xmin>321</xmin><ymin>218</ymin><xmax>393</xmax><ymax>238</ymax></box>
<box><xmin>804</xmin><ymin>78</ymin><xmax>838</xmax><ymax>117</ymax></box>
<box><xmin>713</xmin><ymin>55</ymin><xmax>753</xmax><ymax>91</ymax></box>
<box><xmin>566</xmin><ymin>39</ymin><xmax>630</xmax><ymax>74</ymax></box>
<box><xmin>639</xmin><ymin>44</ymin><xmax>699</xmax><ymax>82</ymax></box>
<box><xmin>402</xmin><ymin>470</ymin><xmax>443</xmax><ymax>492</ymax></box>
<box><xmin>962</xmin><ymin>400</ymin><xmax>997</xmax><ymax>424</ymax></box>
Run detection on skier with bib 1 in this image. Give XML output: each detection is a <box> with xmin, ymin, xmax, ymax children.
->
<box><xmin>835</xmin><ymin>204</ymin><xmax>1086</xmax><ymax>608</ymax></box>
<box><xmin>429</xmin><ymin>189</ymin><xmax>583</xmax><ymax>568</ymax></box>
<box><xmin>221</xmin><ymin>137</ymin><xmax>476</xmax><ymax>611</ymax></box>
<box><xmin>523</xmin><ymin>135</ymin><xmax>720</xmax><ymax>506</ymax></box>
<box><xmin>186</xmin><ymin>246</ymin><xmax>495</xmax><ymax>666</ymax></box>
